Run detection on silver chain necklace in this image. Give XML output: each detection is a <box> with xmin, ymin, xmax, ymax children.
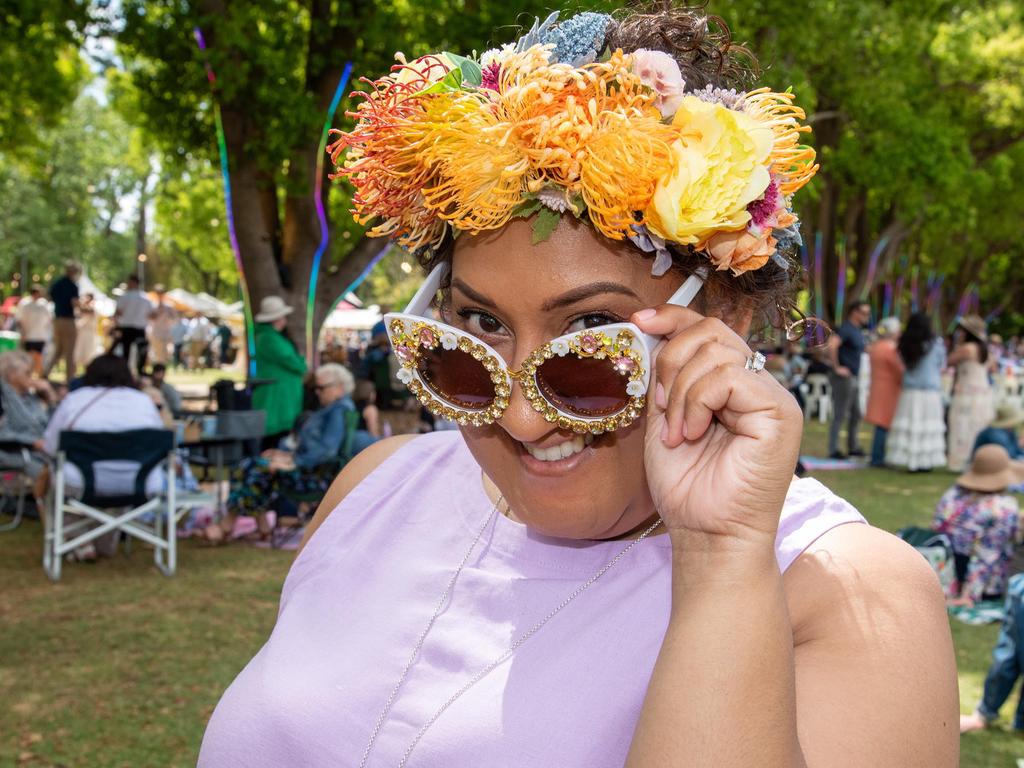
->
<box><xmin>359</xmin><ymin>498</ymin><xmax>663</xmax><ymax>768</ymax></box>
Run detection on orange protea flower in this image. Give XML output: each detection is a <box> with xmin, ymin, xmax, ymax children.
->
<box><xmin>579</xmin><ymin>111</ymin><xmax>675</xmax><ymax>239</ymax></box>
<box><xmin>492</xmin><ymin>48</ymin><xmax>669</xmax><ymax>236</ymax></box>
<box><xmin>328</xmin><ymin>67</ymin><xmax>453</xmax><ymax>250</ymax></box>
<box><xmin>742</xmin><ymin>88</ymin><xmax>819</xmax><ymax>196</ymax></box>
<box><xmin>418</xmin><ymin>93</ymin><xmax>531</xmax><ymax>233</ymax></box>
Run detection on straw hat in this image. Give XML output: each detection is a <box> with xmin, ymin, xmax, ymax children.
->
<box><xmin>958</xmin><ymin>444</ymin><xmax>1024</xmax><ymax>493</ymax></box>
<box><xmin>255</xmin><ymin>295</ymin><xmax>294</xmax><ymax>323</ymax></box>
<box><xmin>992</xmin><ymin>403</ymin><xmax>1024</xmax><ymax>430</ymax></box>
<box><xmin>957</xmin><ymin>314</ymin><xmax>987</xmax><ymax>342</ymax></box>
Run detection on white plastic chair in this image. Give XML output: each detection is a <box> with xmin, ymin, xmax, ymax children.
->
<box><xmin>804</xmin><ymin>373</ymin><xmax>832</xmax><ymax>423</ymax></box>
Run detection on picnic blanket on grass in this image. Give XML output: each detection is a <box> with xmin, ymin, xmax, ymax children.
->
<box><xmin>800</xmin><ymin>455</ymin><xmax>868</xmax><ymax>471</ymax></box>
<box><xmin>948</xmin><ymin>600</ymin><xmax>1006</xmax><ymax>625</ymax></box>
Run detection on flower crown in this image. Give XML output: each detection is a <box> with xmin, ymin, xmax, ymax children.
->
<box><xmin>328</xmin><ymin>12</ymin><xmax>818</xmax><ymax>277</ymax></box>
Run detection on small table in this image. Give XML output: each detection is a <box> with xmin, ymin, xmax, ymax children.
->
<box><xmin>179</xmin><ymin>434</ymin><xmax>247</xmax><ymax>520</ymax></box>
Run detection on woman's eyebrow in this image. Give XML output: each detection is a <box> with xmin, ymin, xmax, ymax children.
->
<box><xmin>540</xmin><ymin>282</ymin><xmax>640</xmax><ymax>311</ymax></box>
<box><xmin>451</xmin><ymin>278</ymin><xmax>641</xmax><ymax>312</ymax></box>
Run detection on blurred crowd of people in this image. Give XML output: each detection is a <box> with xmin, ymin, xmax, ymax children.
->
<box><xmin>2</xmin><ymin>262</ymin><xmax>238</xmax><ymax>381</ymax></box>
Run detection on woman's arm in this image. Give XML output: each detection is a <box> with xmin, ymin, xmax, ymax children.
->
<box><xmin>627</xmin><ymin>304</ymin><xmax>958</xmax><ymax>767</ymax></box>
<box><xmin>946</xmin><ymin>341</ymin><xmax>976</xmax><ymax>367</ymax></box>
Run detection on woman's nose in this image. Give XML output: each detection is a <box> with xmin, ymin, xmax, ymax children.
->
<box><xmin>496</xmin><ymin>349</ymin><xmax>556</xmax><ymax>444</ymax></box>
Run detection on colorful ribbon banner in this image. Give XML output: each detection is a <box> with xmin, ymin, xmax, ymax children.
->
<box><xmin>322</xmin><ymin>240</ymin><xmax>393</xmax><ymax>322</ymax></box>
<box><xmin>194</xmin><ymin>28</ymin><xmax>256</xmax><ymax>377</ymax></box>
<box><xmin>882</xmin><ymin>281</ymin><xmax>893</xmax><ymax>319</ymax></box>
<box><xmin>861</xmin><ymin>235</ymin><xmax>889</xmax><ymax>299</ymax></box>
<box><xmin>835</xmin><ymin>236</ymin><xmax>846</xmax><ymax>325</ymax></box>
<box><xmin>910</xmin><ymin>266</ymin><xmax>919</xmax><ymax>313</ymax></box>
<box><xmin>306</xmin><ymin>62</ymin><xmax>354</xmax><ymax>364</ymax></box>
<box><xmin>813</xmin><ymin>232</ymin><xmax>823</xmax><ymax>322</ymax></box>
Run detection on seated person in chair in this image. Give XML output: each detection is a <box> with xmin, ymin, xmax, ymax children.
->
<box><xmin>0</xmin><ymin>350</ymin><xmax>55</xmax><ymax>479</ymax></box>
<box><xmin>204</xmin><ymin>363</ymin><xmax>357</xmax><ymax>543</ymax></box>
<box><xmin>40</xmin><ymin>354</ymin><xmax>165</xmax><ymax>560</ymax></box>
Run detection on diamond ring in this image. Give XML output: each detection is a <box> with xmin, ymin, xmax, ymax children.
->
<box><xmin>744</xmin><ymin>351</ymin><xmax>767</xmax><ymax>373</ymax></box>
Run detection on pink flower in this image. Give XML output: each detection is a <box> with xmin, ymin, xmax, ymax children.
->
<box><xmin>481</xmin><ymin>61</ymin><xmax>501</xmax><ymax>92</ymax></box>
<box><xmin>631</xmin><ymin>49</ymin><xmax>686</xmax><ymax>118</ymax></box>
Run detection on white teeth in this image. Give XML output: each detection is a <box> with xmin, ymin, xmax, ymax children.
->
<box><xmin>525</xmin><ymin>433</ymin><xmax>594</xmax><ymax>462</ymax></box>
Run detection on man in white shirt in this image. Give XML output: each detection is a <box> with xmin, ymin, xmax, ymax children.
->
<box><xmin>16</xmin><ymin>285</ymin><xmax>53</xmax><ymax>376</ymax></box>
<box><xmin>113</xmin><ymin>274</ymin><xmax>154</xmax><ymax>374</ymax></box>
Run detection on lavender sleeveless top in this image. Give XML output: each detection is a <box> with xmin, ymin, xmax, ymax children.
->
<box><xmin>198</xmin><ymin>431</ymin><xmax>864</xmax><ymax>767</ymax></box>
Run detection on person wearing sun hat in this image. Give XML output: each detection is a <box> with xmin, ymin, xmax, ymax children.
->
<box><xmin>251</xmin><ymin>295</ymin><xmax>306</xmax><ymax>445</ymax></box>
<box><xmin>973</xmin><ymin>403</ymin><xmax>1024</xmax><ymax>462</ymax></box>
<box><xmin>934</xmin><ymin>444</ymin><xmax>1023</xmax><ymax>608</ymax></box>
<box><xmin>199</xmin><ymin>7</ymin><xmax>956</xmax><ymax>766</ymax></box>
<box><xmin>948</xmin><ymin>313</ymin><xmax>996</xmax><ymax>471</ymax></box>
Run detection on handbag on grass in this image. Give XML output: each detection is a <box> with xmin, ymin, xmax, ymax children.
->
<box><xmin>897</xmin><ymin>526</ymin><xmax>956</xmax><ymax>593</ymax></box>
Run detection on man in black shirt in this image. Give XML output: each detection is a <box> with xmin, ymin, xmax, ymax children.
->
<box><xmin>45</xmin><ymin>261</ymin><xmax>81</xmax><ymax>381</ymax></box>
<box><xmin>827</xmin><ymin>300</ymin><xmax>870</xmax><ymax>459</ymax></box>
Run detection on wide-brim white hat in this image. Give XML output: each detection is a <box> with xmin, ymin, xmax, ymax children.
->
<box><xmin>255</xmin><ymin>296</ymin><xmax>294</xmax><ymax>323</ymax></box>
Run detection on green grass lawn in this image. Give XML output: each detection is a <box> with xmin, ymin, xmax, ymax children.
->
<box><xmin>0</xmin><ymin>420</ymin><xmax>1019</xmax><ymax>765</ymax></box>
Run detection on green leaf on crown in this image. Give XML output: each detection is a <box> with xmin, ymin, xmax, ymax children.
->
<box><xmin>531</xmin><ymin>206</ymin><xmax>561</xmax><ymax>244</ymax></box>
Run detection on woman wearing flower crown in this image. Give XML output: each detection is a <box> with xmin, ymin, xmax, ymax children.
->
<box><xmin>200</xmin><ymin>6</ymin><xmax>957</xmax><ymax>766</ymax></box>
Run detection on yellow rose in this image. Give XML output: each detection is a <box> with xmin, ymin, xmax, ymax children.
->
<box><xmin>645</xmin><ymin>95</ymin><xmax>774</xmax><ymax>245</ymax></box>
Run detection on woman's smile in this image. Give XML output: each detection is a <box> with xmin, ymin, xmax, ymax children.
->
<box><xmin>520</xmin><ymin>432</ymin><xmax>596</xmax><ymax>472</ymax></box>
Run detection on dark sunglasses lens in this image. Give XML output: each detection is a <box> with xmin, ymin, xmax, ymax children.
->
<box><xmin>535</xmin><ymin>355</ymin><xmax>629</xmax><ymax>418</ymax></box>
<box><xmin>416</xmin><ymin>345</ymin><xmax>495</xmax><ymax>411</ymax></box>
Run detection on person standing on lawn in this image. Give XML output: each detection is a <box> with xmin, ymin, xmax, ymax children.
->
<box><xmin>16</xmin><ymin>285</ymin><xmax>52</xmax><ymax>377</ymax></box>
<box><xmin>947</xmin><ymin>314</ymin><xmax>996</xmax><ymax>471</ymax></box>
<box><xmin>149</xmin><ymin>284</ymin><xmax>178</xmax><ymax>365</ymax></box>
<box><xmin>887</xmin><ymin>312</ymin><xmax>948</xmax><ymax>472</ymax></box>
<box><xmin>864</xmin><ymin>316</ymin><xmax>903</xmax><ymax>467</ymax></box>
<box><xmin>112</xmin><ymin>274</ymin><xmax>154</xmax><ymax>374</ymax></box>
<box><xmin>252</xmin><ymin>296</ymin><xmax>306</xmax><ymax>448</ymax></box>
<box><xmin>44</xmin><ymin>261</ymin><xmax>81</xmax><ymax>381</ymax></box>
<box><xmin>826</xmin><ymin>300</ymin><xmax>870</xmax><ymax>459</ymax></box>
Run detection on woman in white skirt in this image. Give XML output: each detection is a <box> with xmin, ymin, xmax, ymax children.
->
<box><xmin>888</xmin><ymin>312</ymin><xmax>947</xmax><ymax>471</ymax></box>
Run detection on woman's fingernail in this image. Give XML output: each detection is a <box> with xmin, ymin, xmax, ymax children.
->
<box><xmin>655</xmin><ymin>382</ymin><xmax>666</xmax><ymax>410</ymax></box>
<box><xmin>660</xmin><ymin>422</ymin><xmax>670</xmax><ymax>443</ymax></box>
<box><xmin>633</xmin><ymin>308</ymin><xmax>657</xmax><ymax>322</ymax></box>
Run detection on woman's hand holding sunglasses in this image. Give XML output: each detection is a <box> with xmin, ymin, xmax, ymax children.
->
<box><xmin>632</xmin><ymin>306</ymin><xmax>803</xmax><ymax>553</ymax></box>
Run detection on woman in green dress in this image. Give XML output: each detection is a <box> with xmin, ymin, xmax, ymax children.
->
<box><xmin>252</xmin><ymin>296</ymin><xmax>306</xmax><ymax>446</ymax></box>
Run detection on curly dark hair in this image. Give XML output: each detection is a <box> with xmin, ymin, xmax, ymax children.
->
<box><xmin>419</xmin><ymin>2</ymin><xmax>801</xmax><ymax>332</ymax></box>
<box><xmin>898</xmin><ymin>313</ymin><xmax>935</xmax><ymax>370</ymax></box>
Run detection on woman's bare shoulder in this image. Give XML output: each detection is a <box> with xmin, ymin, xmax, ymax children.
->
<box><xmin>784</xmin><ymin>522</ymin><xmax>943</xmax><ymax>633</ymax></box>
<box><xmin>298</xmin><ymin>434</ymin><xmax>419</xmax><ymax>552</ymax></box>
<box><xmin>782</xmin><ymin>523</ymin><xmax>959</xmax><ymax>763</ymax></box>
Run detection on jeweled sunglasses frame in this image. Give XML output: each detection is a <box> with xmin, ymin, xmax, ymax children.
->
<box><xmin>384</xmin><ymin>264</ymin><xmax>705</xmax><ymax>435</ymax></box>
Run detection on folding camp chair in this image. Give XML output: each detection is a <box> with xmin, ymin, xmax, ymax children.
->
<box><xmin>43</xmin><ymin>429</ymin><xmax>176</xmax><ymax>581</ymax></box>
<box><xmin>0</xmin><ymin>440</ymin><xmax>35</xmax><ymax>532</ymax></box>
<box><xmin>270</xmin><ymin>409</ymin><xmax>361</xmax><ymax>549</ymax></box>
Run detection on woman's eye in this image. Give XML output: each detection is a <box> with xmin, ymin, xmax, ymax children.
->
<box><xmin>456</xmin><ymin>309</ymin><xmax>507</xmax><ymax>336</ymax></box>
<box><xmin>566</xmin><ymin>313</ymin><xmax>618</xmax><ymax>334</ymax></box>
